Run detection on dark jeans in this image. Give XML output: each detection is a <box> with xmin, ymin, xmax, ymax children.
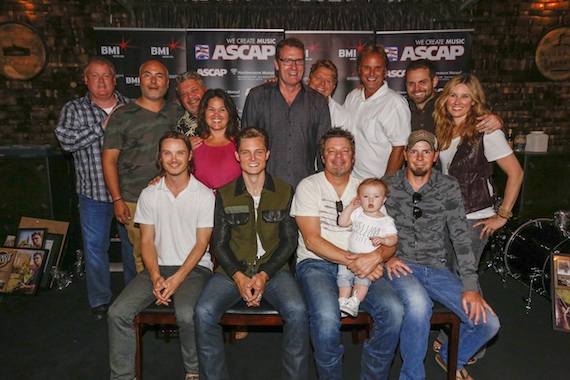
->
<box><xmin>194</xmin><ymin>271</ymin><xmax>310</xmax><ymax>380</ymax></box>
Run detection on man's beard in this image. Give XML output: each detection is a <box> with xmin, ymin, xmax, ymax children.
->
<box><xmin>410</xmin><ymin>166</ymin><xmax>430</xmax><ymax>177</ymax></box>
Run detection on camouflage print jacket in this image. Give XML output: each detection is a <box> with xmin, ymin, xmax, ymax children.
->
<box><xmin>382</xmin><ymin>168</ymin><xmax>479</xmax><ymax>292</ymax></box>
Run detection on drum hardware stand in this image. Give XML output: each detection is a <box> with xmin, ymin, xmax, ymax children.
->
<box><xmin>484</xmin><ymin>227</ymin><xmax>508</xmax><ymax>285</ymax></box>
<box><xmin>524</xmin><ymin>267</ymin><xmax>547</xmax><ymax>313</ymax></box>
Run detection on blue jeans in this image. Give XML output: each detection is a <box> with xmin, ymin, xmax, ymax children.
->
<box><xmin>194</xmin><ymin>271</ymin><xmax>309</xmax><ymax>380</ymax></box>
<box><xmin>338</xmin><ymin>263</ymin><xmax>372</xmax><ymax>288</ymax></box>
<box><xmin>387</xmin><ymin>262</ymin><xmax>501</xmax><ymax>380</ymax></box>
<box><xmin>108</xmin><ymin>265</ymin><xmax>211</xmax><ymax>379</ymax></box>
<box><xmin>116</xmin><ymin>223</ymin><xmax>137</xmax><ymax>285</ymax></box>
<box><xmin>296</xmin><ymin>259</ymin><xmax>404</xmax><ymax>380</ymax></box>
<box><xmin>78</xmin><ymin>194</ymin><xmax>114</xmax><ymax>308</ymax></box>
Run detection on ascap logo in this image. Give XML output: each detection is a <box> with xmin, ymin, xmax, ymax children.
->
<box><xmin>339</xmin><ymin>49</ymin><xmax>357</xmax><ymax>58</ymax></box>
<box><xmin>400</xmin><ymin>45</ymin><xmax>465</xmax><ymax>61</ymax></box>
<box><xmin>0</xmin><ymin>251</ymin><xmax>13</xmax><ymax>268</ymax></box>
<box><xmin>197</xmin><ymin>68</ymin><xmax>228</xmax><ymax>77</ymax></box>
<box><xmin>385</xmin><ymin>69</ymin><xmax>406</xmax><ymax>78</ymax></box>
<box><xmin>195</xmin><ymin>45</ymin><xmax>210</xmax><ymax>60</ymax></box>
<box><xmin>212</xmin><ymin>45</ymin><xmax>275</xmax><ymax>61</ymax></box>
<box><xmin>385</xmin><ymin>47</ymin><xmax>399</xmax><ymax>62</ymax></box>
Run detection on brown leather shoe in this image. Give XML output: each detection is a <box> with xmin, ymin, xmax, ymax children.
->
<box><xmin>435</xmin><ymin>353</ymin><xmax>474</xmax><ymax>380</ymax></box>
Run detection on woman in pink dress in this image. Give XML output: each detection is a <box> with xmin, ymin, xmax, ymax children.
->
<box><xmin>190</xmin><ymin>89</ymin><xmax>241</xmax><ymax>191</ymax></box>
<box><xmin>191</xmin><ymin>89</ymin><xmax>248</xmax><ymax>339</ymax></box>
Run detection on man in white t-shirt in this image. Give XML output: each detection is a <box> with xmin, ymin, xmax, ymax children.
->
<box><xmin>108</xmin><ymin>131</ymin><xmax>214</xmax><ymax>380</ymax></box>
<box><xmin>291</xmin><ymin>127</ymin><xmax>404</xmax><ymax>379</ymax></box>
<box><xmin>344</xmin><ymin>44</ymin><xmax>411</xmax><ymax>179</ymax></box>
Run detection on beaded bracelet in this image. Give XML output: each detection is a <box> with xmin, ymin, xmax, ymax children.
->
<box><xmin>497</xmin><ymin>206</ymin><xmax>513</xmax><ymax>219</ymax></box>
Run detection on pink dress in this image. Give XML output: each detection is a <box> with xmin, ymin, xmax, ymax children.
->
<box><xmin>193</xmin><ymin>140</ymin><xmax>241</xmax><ymax>191</ymax></box>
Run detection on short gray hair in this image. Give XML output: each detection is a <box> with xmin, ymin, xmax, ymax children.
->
<box><xmin>175</xmin><ymin>71</ymin><xmax>205</xmax><ymax>93</ymax></box>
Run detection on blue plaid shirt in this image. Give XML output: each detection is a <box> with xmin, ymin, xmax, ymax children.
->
<box><xmin>55</xmin><ymin>91</ymin><xmax>130</xmax><ymax>202</ymax></box>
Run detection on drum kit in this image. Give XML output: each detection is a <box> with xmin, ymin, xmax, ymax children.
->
<box><xmin>486</xmin><ymin>210</ymin><xmax>570</xmax><ymax>312</ymax></box>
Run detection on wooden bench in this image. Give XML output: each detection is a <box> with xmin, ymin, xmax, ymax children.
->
<box><xmin>134</xmin><ymin>300</ymin><xmax>459</xmax><ymax>380</ymax></box>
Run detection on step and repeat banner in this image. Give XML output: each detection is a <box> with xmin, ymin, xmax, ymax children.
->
<box><xmin>376</xmin><ymin>29</ymin><xmax>474</xmax><ymax>95</ymax></box>
<box><xmin>285</xmin><ymin>31</ymin><xmax>374</xmax><ymax>104</ymax></box>
<box><xmin>94</xmin><ymin>28</ymin><xmax>187</xmax><ymax>101</ymax></box>
<box><xmin>95</xmin><ymin>28</ymin><xmax>473</xmax><ymax>112</ymax></box>
<box><xmin>185</xmin><ymin>29</ymin><xmax>283</xmax><ymax>112</ymax></box>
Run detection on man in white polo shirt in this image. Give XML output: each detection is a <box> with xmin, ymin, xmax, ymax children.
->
<box><xmin>108</xmin><ymin>130</ymin><xmax>214</xmax><ymax>380</ymax></box>
<box><xmin>344</xmin><ymin>43</ymin><xmax>411</xmax><ymax>179</ymax></box>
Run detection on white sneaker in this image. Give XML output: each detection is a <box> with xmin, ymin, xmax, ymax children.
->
<box><xmin>338</xmin><ymin>297</ymin><xmax>349</xmax><ymax>318</ymax></box>
<box><xmin>340</xmin><ymin>295</ymin><xmax>360</xmax><ymax>318</ymax></box>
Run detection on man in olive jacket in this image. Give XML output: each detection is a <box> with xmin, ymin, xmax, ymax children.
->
<box><xmin>194</xmin><ymin>127</ymin><xmax>309</xmax><ymax>380</ymax></box>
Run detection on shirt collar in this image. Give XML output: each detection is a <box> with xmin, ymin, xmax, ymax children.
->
<box><xmin>234</xmin><ymin>173</ymin><xmax>276</xmax><ymax>197</ymax></box>
<box><xmin>361</xmin><ymin>81</ymin><xmax>389</xmax><ymax>101</ymax></box>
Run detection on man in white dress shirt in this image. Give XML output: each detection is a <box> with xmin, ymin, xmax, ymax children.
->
<box><xmin>344</xmin><ymin>44</ymin><xmax>411</xmax><ymax>179</ymax></box>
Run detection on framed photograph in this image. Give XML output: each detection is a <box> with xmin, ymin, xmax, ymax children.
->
<box><xmin>551</xmin><ymin>252</ymin><xmax>570</xmax><ymax>332</ymax></box>
<box><xmin>40</xmin><ymin>233</ymin><xmax>64</xmax><ymax>288</ymax></box>
<box><xmin>3</xmin><ymin>235</ymin><xmax>16</xmax><ymax>247</ymax></box>
<box><xmin>19</xmin><ymin>217</ymin><xmax>69</xmax><ymax>276</ymax></box>
<box><xmin>16</xmin><ymin>228</ymin><xmax>47</xmax><ymax>249</ymax></box>
<box><xmin>0</xmin><ymin>247</ymin><xmax>47</xmax><ymax>295</ymax></box>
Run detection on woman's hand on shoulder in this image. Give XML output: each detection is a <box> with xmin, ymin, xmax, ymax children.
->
<box><xmin>189</xmin><ymin>136</ymin><xmax>204</xmax><ymax>150</ymax></box>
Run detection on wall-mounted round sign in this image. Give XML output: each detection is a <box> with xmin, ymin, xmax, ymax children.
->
<box><xmin>0</xmin><ymin>22</ymin><xmax>47</xmax><ymax>80</ymax></box>
<box><xmin>535</xmin><ymin>26</ymin><xmax>570</xmax><ymax>81</ymax></box>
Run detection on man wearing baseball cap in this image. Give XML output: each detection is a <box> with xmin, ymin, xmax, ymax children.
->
<box><xmin>381</xmin><ymin>130</ymin><xmax>500</xmax><ymax>380</ymax></box>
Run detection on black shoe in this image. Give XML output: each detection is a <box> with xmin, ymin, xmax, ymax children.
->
<box><xmin>91</xmin><ymin>304</ymin><xmax>109</xmax><ymax>320</ymax></box>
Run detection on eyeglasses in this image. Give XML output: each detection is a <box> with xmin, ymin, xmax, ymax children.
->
<box><xmin>336</xmin><ymin>201</ymin><xmax>343</xmax><ymax>225</ymax></box>
<box><xmin>278</xmin><ymin>58</ymin><xmax>305</xmax><ymax>66</ymax></box>
<box><xmin>412</xmin><ymin>192</ymin><xmax>423</xmax><ymax>219</ymax></box>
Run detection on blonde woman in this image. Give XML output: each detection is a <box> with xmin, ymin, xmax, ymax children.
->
<box><xmin>433</xmin><ymin>73</ymin><xmax>523</xmax><ymax>364</ymax></box>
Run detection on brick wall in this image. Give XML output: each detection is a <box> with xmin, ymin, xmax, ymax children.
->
<box><xmin>0</xmin><ymin>0</ymin><xmax>568</xmax><ymax>151</ymax></box>
<box><xmin>471</xmin><ymin>0</ymin><xmax>569</xmax><ymax>152</ymax></box>
<box><xmin>0</xmin><ymin>1</ymin><xmax>114</xmax><ymax>145</ymax></box>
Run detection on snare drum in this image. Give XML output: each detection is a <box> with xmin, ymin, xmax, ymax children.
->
<box><xmin>503</xmin><ymin>218</ymin><xmax>567</xmax><ymax>297</ymax></box>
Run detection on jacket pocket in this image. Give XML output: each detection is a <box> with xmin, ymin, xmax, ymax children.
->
<box><xmin>225</xmin><ymin>208</ymin><xmax>250</xmax><ymax>226</ymax></box>
<box><xmin>262</xmin><ymin>209</ymin><xmax>287</xmax><ymax>223</ymax></box>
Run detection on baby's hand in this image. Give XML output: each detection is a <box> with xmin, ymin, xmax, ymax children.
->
<box><xmin>370</xmin><ymin>237</ymin><xmax>384</xmax><ymax>247</ymax></box>
<box><xmin>350</xmin><ymin>196</ymin><xmax>361</xmax><ymax>208</ymax></box>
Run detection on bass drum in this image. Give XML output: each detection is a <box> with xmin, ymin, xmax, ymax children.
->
<box><xmin>503</xmin><ymin>218</ymin><xmax>566</xmax><ymax>297</ymax></box>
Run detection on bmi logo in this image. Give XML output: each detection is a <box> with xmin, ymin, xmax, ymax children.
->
<box><xmin>151</xmin><ymin>47</ymin><xmax>170</xmax><ymax>56</ymax></box>
<box><xmin>385</xmin><ymin>46</ymin><xmax>399</xmax><ymax>62</ymax></box>
<box><xmin>195</xmin><ymin>45</ymin><xmax>210</xmax><ymax>60</ymax></box>
<box><xmin>101</xmin><ymin>46</ymin><xmax>121</xmax><ymax>55</ymax></box>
